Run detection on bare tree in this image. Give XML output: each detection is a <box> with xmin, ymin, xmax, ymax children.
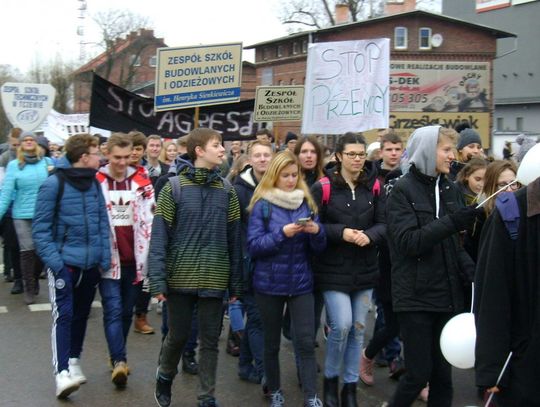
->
<box><xmin>92</xmin><ymin>9</ymin><xmax>153</xmax><ymax>88</ymax></box>
<box><xmin>280</xmin><ymin>0</ymin><xmax>384</xmax><ymax>30</ymax></box>
<box><xmin>280</xmin><ymin>0</ymin><xmax>440</xmax><ymax>31</ymax></box>
<box><xmin>27</xmin><ymin>57</ymin><xmax>75</xmax><ymax>114</ymax></box>
<box><xmin>0</xmin><ymin>64</ymin><xmax>24</xmax><ymax>140</ymax></box>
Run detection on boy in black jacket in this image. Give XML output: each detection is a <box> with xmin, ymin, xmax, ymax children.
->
<box><xmin>385</xmin><ymin>126</ymin><xmax>477</xmax><ymax>407</ymax></box>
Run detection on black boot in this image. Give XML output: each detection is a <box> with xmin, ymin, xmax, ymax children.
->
<box><xmin>20</xmin><ymin>250</ymin><xmax>36</xmax><ymax>305</ymax></box>
<box><xmin>11</xmin><ymin>279</ymin><xmax>23</xmax><ymax>294</ymax></box>
<box><xmin>340</xmin><ymin>382</ymin><xmax>358</xmax><ymax>407</ymax></box>
<box><xmin>323</xmin><ymin>376</ymin><xmax>339</xmax><ymax>407</ymax></box>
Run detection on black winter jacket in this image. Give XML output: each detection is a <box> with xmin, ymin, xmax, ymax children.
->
<box><xmin>474</xmin><ymin>181</ymin><xmax>540</xmax><ymax>403</ymax></box>
<box><xmin>386</xmin><ymin>165</ymin><xmax>474</xmax><ymax>313</ymax></box>
<box><xmin>311</xmin><ymin>161</ymin><xmax>386</xmax><ymax>293</ymax></box>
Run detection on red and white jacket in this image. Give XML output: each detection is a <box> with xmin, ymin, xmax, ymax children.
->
<box><xmin>96</xmin><ymin>165</ymin><xmax>154</xmax><ymax>282</ymax></box>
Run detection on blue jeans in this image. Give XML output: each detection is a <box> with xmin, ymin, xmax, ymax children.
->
<box><xmin>228</xmin><ymin>299</ymin><xmax>245</xmax><ymax>332</ymax></box>
<box><xmin>99</xmin><ymin>265</ymin><xmax>142</xmax><ymax>363</ymax></box>
<box><xmin>323</xmin><ymin>289</ymin><xmax>373</xmax><ymax>383</ymax></box>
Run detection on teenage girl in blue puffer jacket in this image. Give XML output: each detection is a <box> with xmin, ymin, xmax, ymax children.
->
<box><xmin>0</xmin><ymin>131</ymin><xmax>54</xmax><ymax>304</ymax></box>
<box><xmin>247</xmin><ymin>151</ymin><xmax>326</xmax><ymax>407</ymax></box>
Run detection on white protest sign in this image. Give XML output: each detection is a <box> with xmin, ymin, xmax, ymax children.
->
<box><xmin>1</xmin><ymin>83</ymin><xmax>56</xmax><ymax>131</ymax></box>
<box><xmin>301</xmin><ymin>39</ymin><xmax>390</xmax><ymax>135</ymax></box>
<box><xmin>254</xmin><ymin>86</ymin><xmax>304</xmax><ymax>122</ymax></box>
<box><xmin>155</xmin><ymin>43</ymin><xmax>242</xmax><ymax>112</ymax></box>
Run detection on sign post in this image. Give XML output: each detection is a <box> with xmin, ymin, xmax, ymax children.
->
<box><xmin>155</xmin><ymin>43</ymin><xmax>243</xmax><ymax>112</ymax></box>
<box><xmin>1</xmin><ymin>83</ymin><xmax>55</xmax><ymax>131</ymax></box>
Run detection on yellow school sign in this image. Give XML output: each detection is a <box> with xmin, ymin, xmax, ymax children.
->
<box><xmin>155</xmin><ymin>43</ymin><xmax>243</xmax><ymax>112</ymax></box>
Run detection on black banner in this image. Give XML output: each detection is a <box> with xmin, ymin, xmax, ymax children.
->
<box><xmin>89</xmin><ymin>73</ymin><xmax>260</xmax><ymax>140</ymax></box>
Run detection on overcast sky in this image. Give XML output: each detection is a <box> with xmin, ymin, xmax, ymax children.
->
<box><xmin>1</xmin><ymin>0</ymin><xmax>288</xmax><ymax>73</ymax></box>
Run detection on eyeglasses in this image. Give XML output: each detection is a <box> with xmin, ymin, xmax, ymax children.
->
<box><xmin>342</xmin><ymin>151</ymin><xmax>367</xmax><ymax>159</ymax></box>
<box><xmin>496</xmin><ymin>181</ymin><xmax>521</xmax><ymax>190</ymax></box>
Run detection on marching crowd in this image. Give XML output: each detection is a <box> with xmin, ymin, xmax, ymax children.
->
<box><xmin>0</xmin><ymin>124</ymin><xmax>538</xmax><ymax>407</ymax></box>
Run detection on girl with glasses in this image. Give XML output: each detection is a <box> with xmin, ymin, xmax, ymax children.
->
<box><xmin>311</xmin><ymin>132</ymin><xmax>386</xmax><ymax>407</ymax></box>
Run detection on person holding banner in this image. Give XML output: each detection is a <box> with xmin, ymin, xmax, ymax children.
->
<box><xmin>384</xmin><ymin>126</ymin><xmax>478</xmax><ymax>407</ymax></box>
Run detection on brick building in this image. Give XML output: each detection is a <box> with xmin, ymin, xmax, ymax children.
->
<box><xmin>73</xmin><ymin>29</ymin><xmax>256</xmax><ymax>114</ymax></box>
<box><xmin>73</xmin><ymin>29</ymin><xmax>166</xmax><ymax>113</ymax></box>
<box><xmin>245</xmin><ymin>8</ymin><xmax>515</xmax><ymax>147</ymax></box>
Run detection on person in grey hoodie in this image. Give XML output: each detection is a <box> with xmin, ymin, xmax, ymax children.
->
<box><xmin>384</xmin><ymin>126</ymin><xmax>478</xmax><ymax>407</ymax></box>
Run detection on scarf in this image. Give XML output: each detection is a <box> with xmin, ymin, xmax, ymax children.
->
<box><xmin>262</xmin><ymin>188</ymin><xmax>305</xmax><ymax>210</ymax></box>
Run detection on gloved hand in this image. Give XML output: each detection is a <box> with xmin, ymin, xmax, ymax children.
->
<box><xmin>448</xmin><ymin>206</ymin><xmax>483</xmax><ymax>231</ymax></box>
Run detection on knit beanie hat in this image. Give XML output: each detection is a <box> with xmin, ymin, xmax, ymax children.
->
<box><xmin>285</xmin><ymin>131</ymin><xmax>298</xmax><ymax>144</ymax></box>
<box><xmin>19</xmin><ymin>131</ymin><xmax>38</xmax><ymax>143</ymax></box>
<box><xmin>457</xmin><ymin>128</ymin><xmax>482</xmax><ymax>150</ymax></box>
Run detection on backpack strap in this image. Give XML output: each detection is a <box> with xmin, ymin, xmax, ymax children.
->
<box><xmin>495</xmin><ymin>192</ymin><xmax>520</xmax><ymax>240</ymax></box>
<box><xmin>320</xmin><ymin>176</ymin><xmax>331</xmax><ymax>205</ymax></box>
<box><xmin>169</xmin><ymin>175</ymin><xmax>182</xmax><ymax>204</ymax></box>
<box><xmin>372</xmin><ymin>179</ymin><xmax>381</xmax><ymax>197</ymax></box>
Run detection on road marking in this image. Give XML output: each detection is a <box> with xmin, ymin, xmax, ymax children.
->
<box><xmin>29</xmin><ymin>303</ymin><xmax>52</xmax><ymax>311</ymax></box>
<box><xmin>0</xmin><ymin>306</ymin><xmax>7</xmax><ymax>313</ymax></box>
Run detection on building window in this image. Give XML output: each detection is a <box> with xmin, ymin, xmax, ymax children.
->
<box><xmin>516</xmin><ymin>117</ymin><xmax>524</xmax><ymax>131</ymax></box>
<box><xmin>131</xmin><ymin>54</ymin><xmax>141</xmax><ymax>66</ymax></box>
<box><xmin>261</xmin><ymin>67</ymin><xmax>273</xmax><ymax>85</ymax></box>
<box><xmin>394</xmin><ymin>27</ymin><xmax>408</xmax><ymax>50</ymax></box>
<box><xmin>277</xmin><ymin>45</ymin><xmax>284</xmax><ymax>58</ymax></box>
<box><xmin>263</xmin><ymin>48</ymin><xmax>270</xmax><ymax>61</ymax></box>
<box><xmin>419</xmin><ymin>28</ymin><xmax>432</xmax><ymax>50</ymax></box>
<box><xmin>496</xmin><ymin>117</ymin><xmax>504</xmax><ymax>131</ymax></box>
<box><xmin>302</xmin><ymin>40</ymin><xmax>308</xmax><ymax>53</ymax></box>
<box><xmin>149</xmin><ymin>55</ymin><xmax>157</xmax><ymax>67</ymax></box>
<box><xmin>292</xmin><ymin>42</ymin><xmax>299</xmax><ymax>55</ymax></box>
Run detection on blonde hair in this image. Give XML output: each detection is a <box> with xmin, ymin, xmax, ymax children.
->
<box><xmin>160</xmin><ymin>141</ymin><xmax>178</xmax><ymax>163</ymax></box>
<box><xmin>248</xmin><ymin>150</ymin><xmax>318</xmax><ymax>214</ymax></box>
<box><xmin>16</xmin><ymin>140</ymin><xmax>43</xmax><ymax>162</ymax></box>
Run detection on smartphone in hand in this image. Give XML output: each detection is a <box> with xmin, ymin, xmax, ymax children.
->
<box><xmin>296</xmin><ymin>217</ymin><xmax>311</xmax><ymax>225</ymax></box>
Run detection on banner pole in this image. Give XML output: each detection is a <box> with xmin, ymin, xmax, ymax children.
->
<box><xmin>194</xmin><ymin>107</ymin><xmax>200</xmax><ymax>129</ymax></box>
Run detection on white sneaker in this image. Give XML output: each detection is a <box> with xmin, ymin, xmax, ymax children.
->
<box><xmin>69</xmin><ymin>358</ymin><xmax>87</xmax><ymax>384</ymax></box>
<box><xmin>55</xmin><ymin>370</ymin><xmax>80</xmax><ymax>399</ymax></box>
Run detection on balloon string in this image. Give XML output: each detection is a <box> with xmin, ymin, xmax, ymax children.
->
<box><xmin>484</xmin><ymin>351</ymin><xmax>513</xmax><ymax>407</ymax></box>
<box><xmin>470</xmin><ymin>282</ymin><xmax>474</xmax><ymax>314</ymax></box>
<box><xmin>476</xmin><ymin>180</ymin><xmax>517</xmax><ymax>209</ymax></box>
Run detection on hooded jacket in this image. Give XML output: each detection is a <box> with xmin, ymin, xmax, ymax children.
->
<box><xmin>32</xmin><ymin>156</ymin><xmax>111</xmax><ymax>274</ymax></box>
<box><xmin>387</xmin><ymin>126</ymin><xmax>474</xmax><ymax>312</ymax></box>
<box><xmin>96</xmin><ymin>164</ymin><xmax>154</xmax><ymax>282</ymax></box>
<box><xmin>148</xmin><ymin>157</ymin><xmax>243</xmax><ymax>298</ymax></box>
<box><xmin>310</xmin><ymin>160</ymin><xmax>386</xmax><ymax>293</ymax></box>
<box><xmin>247</xmin><ymin>188</ymin><xmax>326</xmax><ymax>296</ymax></box>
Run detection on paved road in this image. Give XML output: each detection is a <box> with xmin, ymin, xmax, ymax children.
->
<box><xmin>0</xmin><ymin>279</ymin><xmax>481</xmax><ymax>407</ymax></box>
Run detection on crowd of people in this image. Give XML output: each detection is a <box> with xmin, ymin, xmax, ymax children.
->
<box><xmin>0</xmin><ymin>124</ymin><xmax>538</xmax><ymax>407</ymax></box>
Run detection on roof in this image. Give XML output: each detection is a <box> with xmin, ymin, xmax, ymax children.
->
<box><xmin>73</xmin><ymin>29</ymin><xmax>166</xmax><ymax>75</ymax></box>
<box><xmin>244</xmin><ymin>9</ymin><xmax>516</xmax><ymax>49</ymax></box>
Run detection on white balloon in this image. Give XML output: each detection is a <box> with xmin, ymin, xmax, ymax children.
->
<box><xmin>440</xmin><ymin>313</ymin><xmax>476</xmax><ymax>369</ymax></box>
<box><xmin>517</xmin><ymin>142</ymin><xmax>540</xmax><ymax>186</ymax></box>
